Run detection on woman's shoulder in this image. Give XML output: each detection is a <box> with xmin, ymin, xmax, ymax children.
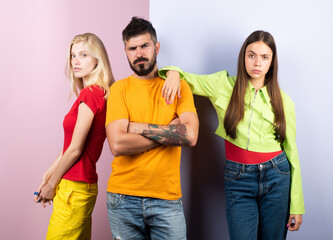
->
<box><xmin>280</xmin><ymin>89</ymin><xmax>296</xmax><ymax>117</ymax></box>
<box><xmin>79</xmin><ymin>85</ymin><xmax>105</xmax><ymax>103</ymax></box>
<box><xmin>211</xmin><ymin>70</ymin><xmax>236</xmax><ymax>92</ymax></box>
<box><xmin>81</xmin><ymin>85</ymin><xmax>104</xmax><ymax>95</ymax></box>
<box><xmin>212</xmin><ymin>70</ymin><xmax>236</xmax><ymax>86</ymax></box>
<box><xmin>280</xmin><ymin>89</ymin><xmax>295</xmax><ymax>106</ymax></box>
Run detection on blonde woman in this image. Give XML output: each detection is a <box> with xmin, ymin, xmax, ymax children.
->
<box><xmin>34</xmin><ymin>33</ymin><xmax>114</xmax><ymax>239</ymax></box>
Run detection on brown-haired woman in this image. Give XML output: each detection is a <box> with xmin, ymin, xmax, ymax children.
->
<box><xmin>159</xmin><ymin>30</ymin><xmax>304</xmax><ymax>240</ymax></box>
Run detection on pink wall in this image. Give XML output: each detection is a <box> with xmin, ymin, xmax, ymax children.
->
<box><xmin>0</xmin><ymin>0</ymin><xmax>149</xmax><ymax>239</ymax></box>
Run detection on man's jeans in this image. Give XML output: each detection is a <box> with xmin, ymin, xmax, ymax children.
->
<box><xmin>107</xmin><ymin>193</ymin><xmax>187</xmax><ymax>240</ymax></box>
<box><xmin>224</xmin><ymin>151</ymin><xmax>290</xmax><ymax>240</ymax></box>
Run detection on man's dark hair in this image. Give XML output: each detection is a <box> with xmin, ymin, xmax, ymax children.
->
<box><xmin>122</xmin><ymin>17</ymin><xmax>157</xmax><ymax>43</ymax></box>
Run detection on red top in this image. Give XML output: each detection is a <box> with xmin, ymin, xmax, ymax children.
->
<box><xmin>62</xmin><ymin>85</ymin><xmax>106</xmax><ymax>183</ymax></box>
<box><xmin>225</xmin><ymin>140</ymin><xmax>282</xmax><ymax>164</ymax></box>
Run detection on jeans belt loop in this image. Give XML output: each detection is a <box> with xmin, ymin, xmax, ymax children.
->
<box><xmin>241</xmin><ymin>164</ymin><xmax>246</xmax><ymax>173</ymax></box>
<box><xmin>270</xmin><ymin>159</ymin><xmax>277</xmax><ymax>169</ymax></box>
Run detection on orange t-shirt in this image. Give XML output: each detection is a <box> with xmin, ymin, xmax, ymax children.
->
<box><xmin>105</xmin><ymin>76</ymin><xmax>196</xmax><ymax>200</ymax></box>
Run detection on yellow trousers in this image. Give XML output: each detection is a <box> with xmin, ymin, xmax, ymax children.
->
<box><xmin>46</xmin><ymin>179</ymin><xmax>98</xmax><ymax>240</ymax></box>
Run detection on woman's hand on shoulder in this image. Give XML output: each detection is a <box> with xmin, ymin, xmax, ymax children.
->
<box><xmin>287</xmin><ymin>214</ymin><xmax>302</xmax><ymax>231</ymax></box>
<box><xmin>162</xmin><ymin>70</ymin><xmax>181</xmax><ymax>105</ymax></box>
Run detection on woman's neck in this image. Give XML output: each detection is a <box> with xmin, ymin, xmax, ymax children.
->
<box><xmin>82</xmin><ymin>77</ymin><xmax>87</xmax><ymax>88</ymax></box>
<box><xmin>249</xmin><ymin>77</ymin><xmax>265</xmax><ymax>91</ymax></box>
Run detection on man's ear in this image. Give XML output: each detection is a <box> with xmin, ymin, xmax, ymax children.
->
<box><xmin>155</xmin><ymin>42</ymin><xmax>160</xmax><ymax>55</ymax></box>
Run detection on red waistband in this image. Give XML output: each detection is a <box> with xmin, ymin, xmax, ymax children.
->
<box><xmin>225</xmin><ymin>140</ymin><xmax>283</xmax><ymax>164</ymax></box>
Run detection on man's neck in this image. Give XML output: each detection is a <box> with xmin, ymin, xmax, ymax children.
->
<box><xmin>132</xmin><ymin>66</ymin><xmax>159</xmax><ymax>79</ymax></box>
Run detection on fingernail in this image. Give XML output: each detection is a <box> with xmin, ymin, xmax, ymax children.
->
<box><xmin>286</xmin><ymin>224</ymin><xmax>289</xmax><ymax>227</ymax></box>
<box><xmin>34</xmin><ymin>192</ymin><xmax>39</xmax><ymax>195</ymax></box>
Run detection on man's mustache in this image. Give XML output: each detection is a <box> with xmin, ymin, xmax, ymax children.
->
<box><xmin>133</xmin><ymin>57</ymin><xmax>149</xmax><ymax>65</ymax></box>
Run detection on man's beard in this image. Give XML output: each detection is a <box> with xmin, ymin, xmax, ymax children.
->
<box><xmin>129</xmin><ymin>52</ymin><xmax>157</xmax><ymax>77</ymax></box>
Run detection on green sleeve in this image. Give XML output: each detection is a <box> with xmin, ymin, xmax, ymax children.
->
<box><xmin>282</xmin><ymin>99</ymin><xmax>305</xmax><ymax>214</ymax></box>
<box><xmin>159</xmin><ymin>66</ymin><xmax>231</xmax><ymax>98</ymax></box>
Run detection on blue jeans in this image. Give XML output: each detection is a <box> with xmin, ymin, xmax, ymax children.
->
<box><xmin>224</xmin><ymin>151</ymin><xmax>290</xmax><ymax>240</ymax></box>
<box><xmin>107</xmin><ymin>193</ymin><xmax>187</xmax><ymax>240</ymax></box>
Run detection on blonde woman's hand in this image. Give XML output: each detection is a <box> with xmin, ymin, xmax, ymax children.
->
<box><xmin>287</xmin><ymin>214</ymin><xmax>302</xmax><ymax>231</ymax></box>
<box><xmin>36</xmin><ymin>182</ymin><xmax>56</xmax><ymax>208</ymax></box>
<box><xmin>162</xmin><ymin>70</ymin><xmax>181</xmax><ymax>105</ymax></box>
<box><xmin>34</xmin><ymin>178</ymin><xmax>52</xmax><ymax>208</ymax></box>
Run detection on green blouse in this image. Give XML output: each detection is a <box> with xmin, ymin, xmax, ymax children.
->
<box><xmin>159</xmin><ymin>66</ymin><xmax>305</xmax><ymax>214</ymax></box>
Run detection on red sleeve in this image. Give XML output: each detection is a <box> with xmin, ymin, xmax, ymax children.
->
<box><xmin>77</xmin><ymin>86</ymin><xmax>104</xmax><ymax>114</ymax></box>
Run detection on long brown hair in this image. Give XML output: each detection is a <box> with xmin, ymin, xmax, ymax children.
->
<box><xmin>224</xmin><ymin>30</ymin><xmax>286</xmax><ymax>143</ymax></box>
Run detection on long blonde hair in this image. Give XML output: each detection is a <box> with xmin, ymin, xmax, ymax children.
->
<box><xmin>66</xmin><ymin>33</ymin><xmax>114</xmax><ymax>99</ymax></box>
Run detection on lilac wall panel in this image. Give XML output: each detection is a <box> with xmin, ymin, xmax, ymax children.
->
<box><xmin>151</xmin><ymin>0</ymin><xmax>333</xmax><ymax>239</ymax></box>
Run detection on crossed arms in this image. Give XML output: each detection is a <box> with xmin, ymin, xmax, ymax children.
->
<box><xmin>106</xmin><ymin>111</ymin><xmax>199</xmax><ymax>157</ymax></box>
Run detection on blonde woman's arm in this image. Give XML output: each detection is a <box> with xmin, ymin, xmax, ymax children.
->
<box><xmin>36</xmin><ymin>102</ymin><xmax>95</xmax><ymax>203</ymax></box>
<box><xmin>34</xmin><ymin>151</ymin><xmax>63</xmax><ymax>207</ymax></box>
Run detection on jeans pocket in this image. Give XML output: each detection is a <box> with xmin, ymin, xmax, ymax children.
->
<box><xmin>107</xmin><ymin>193</ymin><xmax>124</xmax><ymax>209</ymax></box>
<box><xmin>275</xmin><ymin>159</ymin><xmax>291</xmax><ymax>175</ymax></box>
<box><xmin>224</xmin><ymin>166</ymin><xmax>242</xmax><ymax>180</ymax></box>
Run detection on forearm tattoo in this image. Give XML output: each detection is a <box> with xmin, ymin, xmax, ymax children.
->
<box><xmin>142</xmin><ymin>124</ymin><xmax>191</xmax><ymax>146</ymax></box>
